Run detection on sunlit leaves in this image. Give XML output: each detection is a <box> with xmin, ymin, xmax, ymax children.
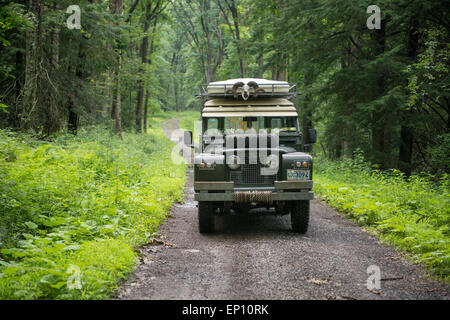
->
<box><xmin>0</xmin><ymin>116</ymin><xmax>187</xmax><ymax>299</ymax></box>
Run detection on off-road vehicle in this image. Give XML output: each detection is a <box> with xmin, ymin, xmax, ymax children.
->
<box><xmin>184</xmin><ymin>78</ymin><xmax>316</xmax><ymax>234</ymax></box>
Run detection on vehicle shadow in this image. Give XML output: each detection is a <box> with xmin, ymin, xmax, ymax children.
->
<box><xmin>213</xmin><ymin>208</ymin><xmax>295</xmax><ymax>235</ymax></box>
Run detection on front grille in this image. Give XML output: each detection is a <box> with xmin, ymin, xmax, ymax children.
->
<box><xmin>229</xmin><ymin>156</ymin><xmax>278</xmax><ymax>186</ymax></box>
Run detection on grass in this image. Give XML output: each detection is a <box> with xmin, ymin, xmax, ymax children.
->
<box><xmin>314</xmin><ymin>152</ymin><xmax>450</xmax><ymax>281</ymax></box>
<box><xmin>154</xmin><ymin>110</ymin><xmax>200</xmax><ymax>132</ymax></box>
<box><xmin>0</xmin><ymin>113</ymin><xmax>191</xmax><ymax>299</ymax></box>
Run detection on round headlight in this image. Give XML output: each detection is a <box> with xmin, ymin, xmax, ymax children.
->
<box><xmin>227</xmin><ymin>155</ymin><xmax>240</xmax><ymax>170</ymax></box>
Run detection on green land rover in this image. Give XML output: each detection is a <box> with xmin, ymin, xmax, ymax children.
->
<box><xmin>184</xmin><ymin>79</ymin><xmax>316</xmax><ymax>234</ymax></box>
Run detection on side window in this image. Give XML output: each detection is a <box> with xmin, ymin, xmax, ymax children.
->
<box><xmin>271</xmin><ymin>118</ymin><xmax>282</xmax><ymax>129</ymax></box>
<box><xmin>207</xmin><ymin>118</ymin><xmax>219</xmax><ymax>130</ymax></box>
<box><xmin>204</xmin><ymin>117</ymin><xmax>221</xmax><ymax>135</ymax></box>
<box><xmin>224</xmin><ymin>117</ymin><xmax>244</xmax><ymax>134</ymax></box>
<box><xmin>268</xmin><ymin>117</ymin><xmax>297</xmax><ymax>133</ymax></box>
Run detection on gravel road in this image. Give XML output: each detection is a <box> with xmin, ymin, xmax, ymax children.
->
<box><xmin>117</xmin><ymin>119</ymin><xmax>449</xmax><ymax>300</ymax></box>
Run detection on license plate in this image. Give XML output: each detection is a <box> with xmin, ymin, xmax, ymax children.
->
<box><xmin>287</xmin><ymin>169</ymin><xmax>310</xmax><ymax>180</ymax></box>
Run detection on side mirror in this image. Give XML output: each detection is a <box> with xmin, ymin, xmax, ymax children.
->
<box><xmin>303</xmin><ymin>144</ymin><xmax>313</xmax><ymax>153</ymax></box>
<box><xmin>184</xmin><ymin>130</ymin><xmax>193</xmax><ymax>147</ymax></box>
<box><xmin>307</xmin><ymin>128</ymin><xmax>317</xmax><ymax>144</ymax></box>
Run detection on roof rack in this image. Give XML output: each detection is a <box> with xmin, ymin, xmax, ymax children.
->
<box><xmin>196</xmin><ymin>82</ymin><xmax>298</xmax><ymax>100</ymax></box>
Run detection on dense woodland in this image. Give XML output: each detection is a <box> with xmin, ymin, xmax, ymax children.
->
<box><xmin>0</xmin><ymin>0</ymin><xmax>449</xmax><ymax>174</ymax></box>
<box><xmin>0</xmin><ymin>1</ymin><xmax>449</xmax><ymax>298</ymax></box>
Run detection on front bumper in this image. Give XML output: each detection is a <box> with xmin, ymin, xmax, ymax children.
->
<box><xmin>194</xmin><ymin>181</ymin><xmax>314</xmax><ymax>202</ymax></box>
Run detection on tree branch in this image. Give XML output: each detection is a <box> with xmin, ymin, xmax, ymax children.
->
<box><xmin>125</xmin><ymin>0</ymin><xmax>140</xmax><ymax>22</ymax></box>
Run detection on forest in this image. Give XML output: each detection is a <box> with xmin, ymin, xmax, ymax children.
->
<box><xmin>0</xmin><ymin>0</ymin><xmax>448</xmax><ymax>299</ymax></box>
<box><xmin>1</xmin><ymin>0</ymin><xmax>448</xmax><ymax>174</ymax></box>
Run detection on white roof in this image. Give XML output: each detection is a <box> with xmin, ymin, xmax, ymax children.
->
<box><xmin>207</xmin><ymin>78</ymin><xmax>290</xmax><ymax>94</ymax></box>
<box><xmin>208</xmin><ymin>78</ymin><xmax>289</xmax><ymax>86</ymax></box>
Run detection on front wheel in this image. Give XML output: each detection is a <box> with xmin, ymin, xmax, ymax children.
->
<box><xmin>198</xmin><ymin>202</ymin><xmax>215</xmax><ymax>233</ymax></box>
<box><xmin>291</xmin><ymin>200</ymin><xmax>310</xmax><ymax>234</ymax></box>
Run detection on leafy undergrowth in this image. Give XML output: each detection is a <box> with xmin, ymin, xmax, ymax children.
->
<box><xmin>314</xmin><ymin>153</ymin><xmax>450</xmax><ymax>281</ymax></box>
<box><xmin>0</xmin><ymin>116</ymin><xmax>187</xmax><ymax>299</ymax></box>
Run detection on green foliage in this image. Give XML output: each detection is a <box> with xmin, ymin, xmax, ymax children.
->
<box><xmin>406</xmin><ymin>27</ymin><xmax>449</xmax><ymax>109</ymax></box>
<box><xmin>0</xmin><ymin>117</ymin><xmax>187</xmax><ymax>299</ymax></box>
<box><xmin>0</xmin><ymin>0</ymin><xmax>448</xmax><ymax>296</ymax></box>
<box><xmin>428</xmin><ymin>133</ymin><xmax>450</xmax><ymax>175</ymax></box>
<box><xmin>314</xmin><ymin>152</ymin><xmax>450</xmax><ymax>280</ymax></box>
<box><xmin>0</xmin><ymin>2</ymin><xmax>28</xmax><ymax>79</ymax></box>
<box><xmin>0</xmin><ymin>102</ymin><xmax>7</xmax><ymax>113</ymax></box>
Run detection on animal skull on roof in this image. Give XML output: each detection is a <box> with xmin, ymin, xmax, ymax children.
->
<box><xmin>228</xmin><ymin>81</ymin><xmax>266</xmax><ymax>100</ymax></box>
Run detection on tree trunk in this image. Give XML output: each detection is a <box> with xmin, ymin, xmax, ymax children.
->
<box><xmin>110</xmin><ymin>0</ymin><xmax>123</xmax><ymax>138</ymax></box>
<box><xmin>257</xmin><ymin>50</ymin><xmax>264</xmax><ymax>78</ymax></box>
<box><xmin>136</xmin><ymin>83</ymin><xmax>144</xmax><ymax>132</ymax></box>
<box><xmin>371</xmin><ymin>109</ymin><xmax>385</xmax><ymax>166</ymax></box>
<box><xmin>136</xmin><ymin>2</ymin><xmax>154</xmax><ymax>133</ymax></box>
<box><xmin>371</xmin><ymin>16</ymin><xmax>388</xmax><ymax>168</ymax></box>
<box><xmin>398</xmin><ymin>123</ymin><xmax>413</xmax><ymax>175</ymax></box>
<box><xmin>143</xmin><ymin>89</ymin><xmax>149</xmax><ymax>133</ymax></box>
<box><xmin>174</xmin><ymin>80</ymin><xmax>179</xmax><ymax>112</ymax></box>
<box><xmin>217</xmin><ymin>0</ymin><xmax>246</xmax><ymax>77</ymax></box>
<box><xmin>275</xmin><ymin>0</ymin><xmax>286</xmax><ymax>80</ymax></box>
<box><xmin>68</xmin><ymin>36</ymin><xmax>86</xmax><ymax>135</ymax></box>
<box><xmin>229</xmin><ymin>0</ymin><xmax>245</xmax><ymax>77</ymax></box>
<box><xmin>276</xmin><ymin>53</ymin><xmax>286</xmax><ymax>81</ymax></box>
<box><xmin>21</xmin><ymin>0</ymin><xmax>42</xmax><ymax>130</ymax></box>
<box><xmin>398</xmin><ymin>19</ymin><xmax>419</xmax><ymax>175</ymax></box>
<box><xmin>301</xmin><ymin>68</ymin><xmax>313</xmax><ymax>148</ymax></box>
<box><xmin>114</xmin><ymin>53</ymin><xmax>123</xmax><ymax>139</ymax></box>
<box><xmin>51</xmin><ymin>1</ymin><xmax>60</xmax><ymax>68</ymax></box>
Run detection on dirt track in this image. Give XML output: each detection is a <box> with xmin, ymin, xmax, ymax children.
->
<box><xmin>117</xmin><ymin>119</ymin><xmax>449</xmax><ymax>300</ymax></box>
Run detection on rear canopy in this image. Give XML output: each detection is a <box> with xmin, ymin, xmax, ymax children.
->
<box><xmin>202</xmin><ymin>98</ymin><xmax>298</xmax><ymax>118</ymax></box>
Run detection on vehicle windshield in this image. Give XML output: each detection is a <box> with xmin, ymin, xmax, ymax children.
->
<box><xmin>205</xmin><ymin>116</ymin><xmax>298</xmax><ymax>134</ymax></box>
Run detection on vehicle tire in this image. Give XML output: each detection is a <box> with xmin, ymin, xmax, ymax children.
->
<box><xmin>236</xmin><ymin>203</ymin><xmax>251</xmax><ymax>214</ymax></box>
<box><xmin>198</xmin><ymin>202</ymin><xmax>215</xmax><ymax>233</ymax></box>
<box><xmin>291</xmin><ymin>200</ymin><xmax>309</xmax><ymax>234</ymax></box>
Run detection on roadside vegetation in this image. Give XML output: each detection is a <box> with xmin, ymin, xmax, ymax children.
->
<box><xmin>314</xmin><ymin>152</ymin><xmax>450</xmax><ymax>281</ymax></box>
<box><xmin>0</xmin><ymin>0</ymin><xmax>448</xmax><ymax>298</ymax></box>
<box><xmin>161</xmin><ymin>111</ymin><xmax>200</xmax><ymax>133</ymax></box>
<box><xmin>0</xmin><ymin>115</ymin><xmax>187</xmax><ymax>299</ymax></box>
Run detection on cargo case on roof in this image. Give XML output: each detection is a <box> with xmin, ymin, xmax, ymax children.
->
<box><xmin>202</xmin><ymin>98</ymin><xmax>298</xmax><ymax>117</ymax></box>
<box><xmin>199</xmin><ymin>78</ymin><xmax>297</xmax><ymax>99</ymax></box>
<box><xmin>207</xmin><ymin>78</ymin><xmax>290</xmax><ymax>94</ymax></box>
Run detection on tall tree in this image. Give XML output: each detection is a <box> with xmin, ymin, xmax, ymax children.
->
<box><xmin>136</xmin><ymin>0</ymin><xmax>165</xmax><ymax>133</ymax></box>
<box><xmin>172</xmin><ymin>0</ymin><xmax>224</xmax><ymax>84</ymax></box>
<box><xmin>217</xmin><ymin>0</ymin><xmax>246</xmax><ymax>77</ymax></box>
<box><xmin>110</xmin><ymin>0</ymin><xmax>124</xmax><ymax>138</ymax></box>
<box><xmin>21</xmin><ymin>0</ymin><xmax>42</xmax><ymax>131</ymax></box>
